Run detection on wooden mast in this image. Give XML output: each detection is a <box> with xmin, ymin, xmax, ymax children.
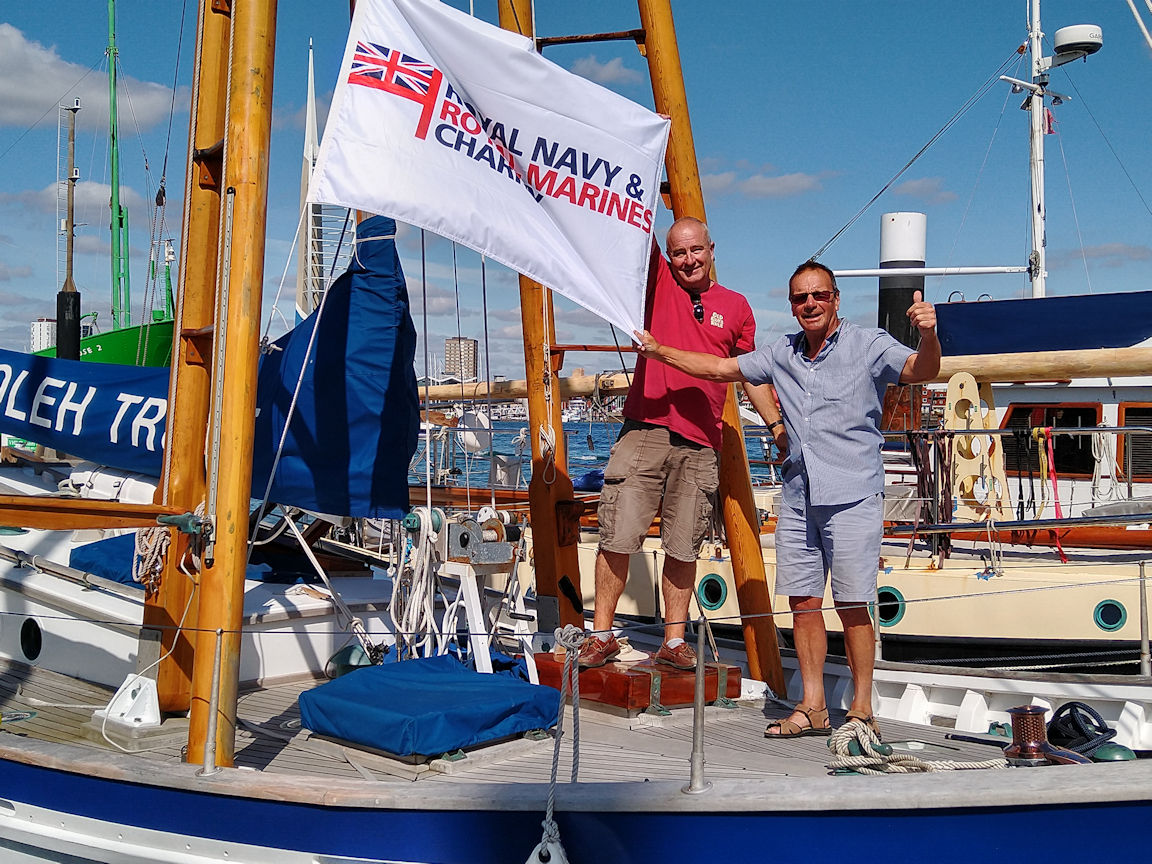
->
<box><xmin>186</xmin><ymin>0</ymin><xmax>279</xmax><ymax>767</ymax></box>
<box><xmin>496</xmin><ymin>0</ymin><xmax>585</xmax><ymax>634</ymax></box>
<box><xmin>637</xmin><ymin>0</ymin><xmax>785</xmax><ymax>695</ymax></box>
<box><xmin>144</xmin><ymin>0</ymin><xmax>232</xmax><ymax>715</ymax></box>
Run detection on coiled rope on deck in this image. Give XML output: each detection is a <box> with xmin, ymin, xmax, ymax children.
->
<box><xmin>826</xmin><ymin>722</ymin><xmax>1007</xmax><ymax>775</ymax></box>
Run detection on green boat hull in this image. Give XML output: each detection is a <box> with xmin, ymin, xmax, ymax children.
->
<box><xmin>36</xmin><ymin>319</ymin><xmax>174</xmax><ymax>368</ymax></box>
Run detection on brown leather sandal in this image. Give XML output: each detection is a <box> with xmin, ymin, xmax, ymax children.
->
<box><xmin>764</xmin><ymin>704</ymin><xmax>831</xmax><ymax>738</ymax></box>
<box><xmin>844</xmin><ymin>709</ymin><xmax>881</xmax><ymax>737</ymax></box>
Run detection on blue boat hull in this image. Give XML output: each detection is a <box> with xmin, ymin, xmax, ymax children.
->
<box><xmin>2</xmin><ymin>748</ymin><xmax>1150</xmax><ymax>863</ymax></box>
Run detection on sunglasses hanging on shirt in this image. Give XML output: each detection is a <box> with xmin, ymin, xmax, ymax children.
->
<box><xmin>690</xmin><ymin>294</ymin><xmax>704</xmax><ymax>323</ymax></box>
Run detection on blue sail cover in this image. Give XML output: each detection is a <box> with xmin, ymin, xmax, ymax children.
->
<box><xmin>251</xmin><ymin>216</ymin><xmax>418</xmax><ymax>518</ymax></box>
<box><xmin>937</xmin><ymin>290</ymin><xmax>1152</xmax><ymax>356</ymax></box>
<box><xmin>0</xmin><ymin>350</ymin><xmax>168</xmax><ymax>472</ymax></box>
<box><xmin>0</xmin><ymin>216</ymin><xmax>418</xmax><ymax>519</ymax></box>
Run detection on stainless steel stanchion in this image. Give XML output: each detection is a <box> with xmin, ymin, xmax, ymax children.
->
<box><xmin>683</xmin><ymin>616</ymin><xmax>712</xmax><ymax>794</ymax></box>
<box><xmin>197</xmin><ymin>628</ymin><xmax>224</xmax><ymax>777</ymax></box>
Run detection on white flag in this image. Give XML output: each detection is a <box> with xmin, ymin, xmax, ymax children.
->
<box><xmin>309</xmin><ymin>0</ymin><xmax>670</xmax><ymax>336</ymax></box>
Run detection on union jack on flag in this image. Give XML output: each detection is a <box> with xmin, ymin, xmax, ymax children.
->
<box><xmin>349</xmin><ymin>41</ymin><xmax>444</xmax><ymax>139</ymax></box>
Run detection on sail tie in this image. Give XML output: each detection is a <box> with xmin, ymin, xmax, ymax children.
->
<box><xmin>1040</xmin><ymin>427</ymin><xmax>1068</xmax><ymax>563</ymax></box>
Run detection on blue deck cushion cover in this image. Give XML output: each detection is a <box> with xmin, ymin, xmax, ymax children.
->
<box><xmin>298</xmin><ymin>654</ymin><xmax>560</xmax><ymax>758</ymax></box>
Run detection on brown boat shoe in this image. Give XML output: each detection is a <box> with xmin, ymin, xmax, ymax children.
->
<box><xmin>577</xmin><ymin>634</ymin><xmax>621</xmax><ymax>668</ymax></box>
<box><xmin>654</xmin><ymin>640</ymin><xmax>697</xmax><ymax>670</ymax></box>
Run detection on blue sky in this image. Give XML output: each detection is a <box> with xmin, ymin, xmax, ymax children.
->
<box><xmin>1</xmin><ymin>1</ymin><xmax>1150</xmax><ymax>379</ymax></box>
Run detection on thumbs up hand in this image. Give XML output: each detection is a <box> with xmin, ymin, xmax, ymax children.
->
<box><xmin>906</xmin><ymin>289</ymin><xmax>936</xmax><ymax>335</ymax></box>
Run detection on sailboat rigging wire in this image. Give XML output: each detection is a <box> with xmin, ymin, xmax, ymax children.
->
<box><xmin>610</xmin><ymin>324</ymin><xmax>633</xmax><ymax>389</ymax></box>
<box><xmin>933</xmin><ymin>58</ymin><xmax>1022</xmax><ymax>297</ymax></box>
<box><xmin>422</xmin><ymin>230</ymin><xmax>433</xmax><ymax>511</ymax></box>
<box><xmin>260</xmin><ymin>207</ymin><xmax>308</xmax><ymax>339</ymax></box>
<box><xmin>161</xmin><ymin>0</ymin><xmax>209</xmax><ymax>506</ymax></box>
<box><xmin>282</xmin><ymin>514</ymin><xmax>378</xmax><ymax>660</ymax></box>
<box><xmin>450</xmin><ymin>242</ymin><xmax>473</xmax><ymax>510</ymax></box>
<box><xmin>811</xmin><ymin>47</ymin><xmax>1025</xmax><ymax>261</ymax></box>
<box><xmin>246</xmin><ymin>211</ymin><xmax>355</xmax><ymax>558</ymax></box>
<box><xmin>159</xmin><ymin>0</ymin><xmax>190</xmax><ymax>184</ymax></box>
<box><xmin>540</xmin><ymin>290</ymin><xmax>557</xmax><ymax>485</ymax></box>
<box><xmin>0</xmin><ymin>63</ymin><xmax>103</xmax><ymax>165</ymax></box>
<box><xmin>481</xmin><ymin>256</ymin><xmax>497</xmax><ymax>510</ymax></box>
<box><xmin>1056</xmin><ymin>75</ymin><xmax>1152</xmax><ymax>221</ymax></box>
<box><xmin>1128</xmin><ymin>0</ymin><xmax>1152</xmax><ymax>51</ymax></box>
<box><xmin>1051</xmin><ymin>127</ymin><xmax>1094</xmax><ymax>293</ymax></box>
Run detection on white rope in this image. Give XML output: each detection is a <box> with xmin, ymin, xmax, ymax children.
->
<box><xmin>391</xmin><ymin>507</ymin><xmax>442</xmax><ymax>659</ymax></box>
<box><xmin>827</xmin><ymin>722</ymin><xmax>1007</xmax><ymax>775</ymax></box>
<box><xmin>1091</xmin><ymin>426</ymin><xmax>1123</xmax><ymax>504</ymax></box>
<box><xmin>526</xmin><ymin>625</ymin><xmax>583</xmax><ymax>864</ymax></box>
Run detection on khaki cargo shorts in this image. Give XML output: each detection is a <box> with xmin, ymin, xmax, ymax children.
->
<box><xmin>597</xmin><ymin>421</ymin><xmax>719</xmax><ymax>563</ymax></box>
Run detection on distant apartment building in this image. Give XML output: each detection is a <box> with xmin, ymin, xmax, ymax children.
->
<box><xmin>444</xmin><ymin>336</ymin><xmax>478</xmax><ymax>382</ymax></box>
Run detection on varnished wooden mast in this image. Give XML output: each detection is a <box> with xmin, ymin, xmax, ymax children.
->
<box><xmin>638</xmin><ymin>0</ymin><xmax>785</xmax><ymax>695</ymax></box>
<box><xmin>496</xmin><ymin>0</ymin><xmax>585</xmax><ymax>634</ymax></box>
<box><xmin>144</xmin><ymin>0</ymin><xmax>233</xmax><ymax>715</ymax></box>
<box><xmin>186</xmin><ymin>0</ymin><xmax>278</xmax><ymax>767</ymax></box>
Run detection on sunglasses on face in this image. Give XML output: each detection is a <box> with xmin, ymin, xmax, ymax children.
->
<box><xmin>789</xmin><ymin>290</ymin><xmax>835</xmax><ymax>305</ymax></box>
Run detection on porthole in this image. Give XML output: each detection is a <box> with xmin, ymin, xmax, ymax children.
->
<box><xmin>696</xmin><ymin>573</ymin><xmax>728</xmax><ymax>611</ymax></box>
<box><xmin>1093</xmin><ymin>600</ymin><xmax>1126</xmax><ymax>633</ymax></box>
<box><xmin>876</xmin><ymin>586</ymin><xmax>906</xmax><ymax>627</ymax></box>
<box><xmin>20</xmin><ymin>618</ymin><xmax>42</xmax><ymax>662</ymax></box>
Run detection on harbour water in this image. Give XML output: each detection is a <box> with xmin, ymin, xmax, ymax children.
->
<box><xmin>410</xmin><ymin>419</ymin><xmax>782</xmax><ymax>491</ymax></box>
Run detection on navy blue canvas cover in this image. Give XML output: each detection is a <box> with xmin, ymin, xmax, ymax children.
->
<box><xmin>0</xmin><ymin>349</ymin><xmax>168</xmax><ymax>474</ymax></box>
<box><xmin>298</xmin><ymin>654</ymin><xmax>560</xmax><ymax>757</ymax></box>
<box><xmin>0</xmin><ymin>216</ymin><xmax>418</xmax><ymax>520</ymax></box>
<box><xmin>68</xmin><ymin>534</ymin><xmax>298</xmax><ymax>586</ymax></box>
<box><xmin>69</xmin><ymin>535</ymin><xmax>141</xmax><ymax>587</ymax></box>
<box><xmin>251</xmin><ymin>215</ymin><xmax>419</xmax><ymax>518</ymax></box>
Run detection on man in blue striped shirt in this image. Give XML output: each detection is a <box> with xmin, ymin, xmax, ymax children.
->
<box><xmin>633</xmin><ymin>260</ymin><xmax>939</xmax><ymax>739</ymax></box>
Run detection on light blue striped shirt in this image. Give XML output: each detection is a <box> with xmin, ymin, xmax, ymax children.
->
<box><xmin>738</xmin><ymin>321</ymin><xmax>913</xmax><ymax>507</ymax></box>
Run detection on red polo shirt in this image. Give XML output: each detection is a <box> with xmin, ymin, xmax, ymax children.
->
<box><xmin>623</xmin><ymin>254</ymin><xmax>755</xmax><ymax>449</ymax></box>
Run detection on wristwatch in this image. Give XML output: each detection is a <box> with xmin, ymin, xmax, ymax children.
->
<box><xmin>767</xmin><ymin>420</ymin><xmax>784</xmax><ymax>431</ymax></box>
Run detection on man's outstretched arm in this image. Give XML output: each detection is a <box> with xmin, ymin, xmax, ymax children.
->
<box><xmin>633</xmin><ymin>329</ymin><xmax>745</xmax><ymax>382</ymax></box>
<box><xmin>743</xmin><ymin>382</ymin><xmax>787</xmax><ymax>453</ymax></box>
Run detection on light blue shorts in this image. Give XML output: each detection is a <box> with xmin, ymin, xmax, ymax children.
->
<box><xmin>774</xmin><ymin>492</ymin><xmax>882</xmax><ymax>604</ymax></box>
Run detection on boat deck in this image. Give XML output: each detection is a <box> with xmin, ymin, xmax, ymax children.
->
<box><xmin>0</xmin><ymin>658</ymin><xmax>1007</xmax><ymax>784</ymax></box>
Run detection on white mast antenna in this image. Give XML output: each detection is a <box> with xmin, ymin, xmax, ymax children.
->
<box><xmin>1013</xmin><ymin>1</ymin><xmax>1101</xmax><ymax>297</ymax></box>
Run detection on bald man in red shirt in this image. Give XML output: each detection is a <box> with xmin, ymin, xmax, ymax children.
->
<box><xmin>578</xmin><ymin>216</ymin><xmax>783</xmax><ymax>670</ymax></box>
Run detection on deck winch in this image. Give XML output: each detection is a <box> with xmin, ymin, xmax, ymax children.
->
<box><xmin>399</xmin><ymin>507</ymin><xmax>534</xmax><ymax>679</ymax></box>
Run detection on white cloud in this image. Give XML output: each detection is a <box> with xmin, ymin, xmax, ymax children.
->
<box><xmin>1048</xmin><ymin>243</ymin><xmax>1152</xmax><ymax>269</ymax></box>
<box><xmin>740</xmin><ymin>172</ymin><xmax>821</xmax><ymax>199</ymax></box>
<box><xmin>892</xmin><ymin>177</ymin><xmax>957</xmax><ymax>205</ymax></box>
<box><xmin>0</xmin><ymin>263</ymin><xmax>33</xmax><ymax>282</ymax></box>
<box><xmin>0</xmin><ymin>24</ymin><xmax>185</xmax><ymax>130</ymax></box>
<box><xmin>0</xmin><ymin>180</ymin><xmax>148</xmax><ymax>217</ymax></box>
<box><xmin>569</xmin><ymin>55</ymin><xmax>643</xmax><ymax>86</ymax></box>
<box><xmin>701</xmin><ymin>171</ymin><xmax>737</xmax><ymax>196</ymax></box>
